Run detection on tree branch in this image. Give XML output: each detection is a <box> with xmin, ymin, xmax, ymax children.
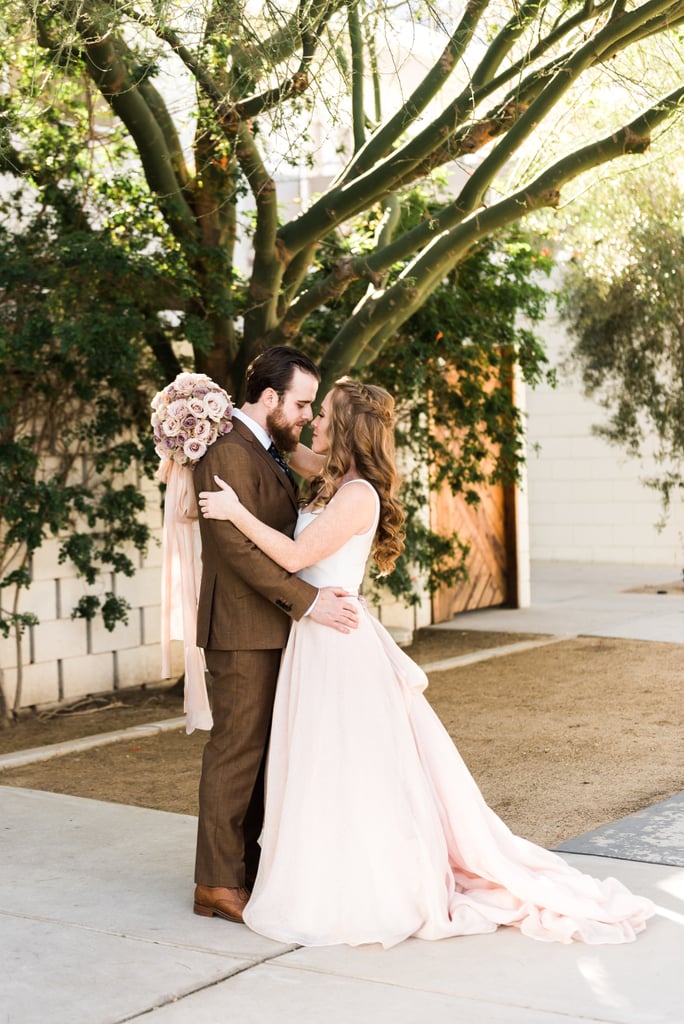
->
<box><xmin>335</xmin><ymin>0</ymin><xmax>490</xmax><ymax>184</ymax></box>
<box><xmin>280</xmin><ymin>0</ymin><xmax>675</xmax><ymax>260</ymax></box>
<box><xmin>134</xmin><ymin>78</ymin><xmax>191</xmax><ymax>193</ymax></box>
<box><xmin>270</xmin><ymin>256</ymin><xmax>368</xmax><ymax>345</ymax></box>
<box><xmin>335</xmin><ymin>0</ymin><xmax>608</xmax><ymax>188</ymax></box>
<box><xmin>61</xmin><ymin>7</ymin><xmax>198</xmax><ymax>243</ymax></box>
<box><xmin>235</xmin><ymin>1</ymin><xmax>340</xmax><ymax>119</ymax></box>
<box><xmin>233</xmin><ymin>0</ymin><xmax>345</xmax><ymax>79</ymax></box>
<box><xmin>317</xmin><ymin>84</ymin><xmax>684</xmax><ymax>389</ymax></box>
<box><xmin>409</xmin><ymin>0</ymin><xmax>684</xmax><ymax>183</ymax></box>
<box><xmin>453</xmin><ymin>0</ymin><xmax>683</xmax><ymax>220</ymax></box>
<box><xmin>231</xmin><ymin>123</ymin><xmax>283</xmax><ymax>358</ymax></box>
<box><xmin>116</xmin><ymin>1</ymin><xmax>227</xmax><ymax>107</ymax></box>
<box><xmin>348</xmin><ymin>1</ymin><xmax>366</xmax><ymax>154</ymax></box>
<box><xmin>273</xmin><ymin>193</ymin><xmax>402</xmax><ymax>345</ymax></box>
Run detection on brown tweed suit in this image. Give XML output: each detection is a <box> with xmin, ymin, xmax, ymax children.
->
<box><xmin>193</xmin><ymin>418</ymin><xmax>317</xmax><ymax>888</ymax></box>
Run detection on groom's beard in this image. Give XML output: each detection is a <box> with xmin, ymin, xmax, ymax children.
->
<box><xmin>267</xmin><ymin>406</ymin><xmax>306</xmax><ymax>454</ymax></box>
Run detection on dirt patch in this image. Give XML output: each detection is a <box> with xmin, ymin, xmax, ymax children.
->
<box><xmin>1</xmin><ymin>629</ymin><xmax>682</xmax><ymax>849</ymax></box>
<box><xmin>0</xmin><ymin>685</ymin><xmax>186</xmax><ymax>755</ymax></box>
<box><xmin>0</xmin><ymin>629</ymin><xmax>529</xmax><ymax>754</ymax></box>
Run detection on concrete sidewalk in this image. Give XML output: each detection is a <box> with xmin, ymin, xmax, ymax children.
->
<box><xmin>437</xmin><ymin>560</ymin><xmax>684</xmax><ymax>644</ymax></box>
<box><xmin>1</xmin><ymin>786</ymin><xmax>682</xmax><ymax>1024</ymax></box>
<box><xmin>1</xmin><ymin>561</ymin><xmax>683</xmax><ymax>1023</ymax></box>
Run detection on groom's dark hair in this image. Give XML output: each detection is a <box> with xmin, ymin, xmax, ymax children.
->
<box><xmin>244</xmin><ymin>346</ymin><xmax>320</xmax><ymax>402</ymax></box>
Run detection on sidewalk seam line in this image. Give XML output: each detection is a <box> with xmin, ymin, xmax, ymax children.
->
<box><xmin>112</xmin><ymin>943</ymin><xmax>303</xmax><ymax>1023</ymax></box>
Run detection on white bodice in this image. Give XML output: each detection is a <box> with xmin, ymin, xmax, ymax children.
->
<box><xmin>295</xmin><ymin>480</ymin><xmax>379</xmax><ymax>593</ymax></box>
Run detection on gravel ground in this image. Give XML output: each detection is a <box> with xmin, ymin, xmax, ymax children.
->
<box><xmin>1</xmin><ymin>628</ymin><xmax>682</xmax><ymax>848</ymax></box>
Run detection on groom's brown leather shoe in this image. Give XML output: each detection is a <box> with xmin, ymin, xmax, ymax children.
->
<box><xmin>193</xmin><ymin>885</ymin><xmax>250</xmax><ymax>923</ymax></box>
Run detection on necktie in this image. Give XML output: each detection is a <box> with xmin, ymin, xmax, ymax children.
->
<box><xmin>268</xmin><ymin>442</ymin><xmax>295</xmax><ymax>485</ymax></box>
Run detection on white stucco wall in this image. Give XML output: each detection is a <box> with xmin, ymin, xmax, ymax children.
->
<box><xmin>523</xmin><ymin>305</ymin><xmax>684</xmax><ymax>567</ymax></box>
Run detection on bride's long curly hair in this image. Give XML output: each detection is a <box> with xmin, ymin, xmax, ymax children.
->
<box><xmin>308</xmin><ymin>377</ymin><xmax>405</xmax><ymax>574</ymax></box>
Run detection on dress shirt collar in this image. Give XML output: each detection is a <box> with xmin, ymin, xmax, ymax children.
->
<box><xmin>232</xmin><ymin>407</ymin><xmax>272</xmax><ymax>450</ymax></box>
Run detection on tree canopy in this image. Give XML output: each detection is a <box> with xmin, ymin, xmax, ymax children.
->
<box><xmin>2</xmin><ymin>0</ymin><xmax>683</xmax><ymax>397</ymax></box>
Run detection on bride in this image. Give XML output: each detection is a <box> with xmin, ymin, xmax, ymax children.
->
<box><xmin>198</xmin><ymin>376</ymin><xmax>653</xmax><ymax>949</ymax></box>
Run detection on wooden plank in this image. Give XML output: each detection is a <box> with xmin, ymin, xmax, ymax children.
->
<box><xmin>430</xmin><ymin>476</ymin><xmax>510</xmax><ymax>622</ymax></box>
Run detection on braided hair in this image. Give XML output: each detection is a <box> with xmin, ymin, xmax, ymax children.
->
<box><xmin>308</xmin><ymin>377</ymin><xmax>405</xmax><ymax>574</ymax></box>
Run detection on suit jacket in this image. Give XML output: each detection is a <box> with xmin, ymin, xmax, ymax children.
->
<box><xmin>194</xmin><ymin>418</ymin><xmax>317</xmax><ymax>651</ymax></box>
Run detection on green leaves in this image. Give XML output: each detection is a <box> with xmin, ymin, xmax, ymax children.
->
<box><xmin>300</xmin><ymin>217</ymin><xmax>554</xmax><ymax>602</ymax></box>
<box><xmin>0</xmin><ymin>612</ymin><xmax>39</xmax><ymax>641</ymax></box>
<box><xmin>71</xmin><ymin>592</ymin><xmax>130</xmax><ymax>632</ymax></box>
<box><xmin>59</xmin><ymin>479</ymin><xmax>146</xmax><ymax>586</ymax></box>
<box><xmin>560</xmin><ymin>177</ymin><xmax>684</xmax><ymax>513</ymax></box>
<box><xmin>0</xmin><ymin>163</ymin><xmax>164</xmax><ymax>648</ymax></box>
<box><xmin>368</xmin><ymin>230</ymin><xmax>554</xmax><ymax>599</ymax></box>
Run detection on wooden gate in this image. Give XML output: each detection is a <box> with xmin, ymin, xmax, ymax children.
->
<box><xmin>430</xmin><ymin>477</ymin><xmax>517</xmax><ymax>622</ymax></box>
<box><xmin>425</xmin><ymin>358</ymin><xmax>521</xmax><ymax>623</ymax></box>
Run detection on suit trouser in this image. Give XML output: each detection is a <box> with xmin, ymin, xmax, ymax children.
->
<box><xmin>195</xmin><ymin>648</ymin><xmax>282</xmax><ymax>888</ymax></box>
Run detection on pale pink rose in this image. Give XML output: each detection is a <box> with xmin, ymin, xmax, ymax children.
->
<box><xmin>162</xmin><ymin>415</ymin><xmax>183</xmax><ymax>437</ymax></box>
<box><xmin>182</xmin><ymin>415</ymin><xmax>197</xmax><ymax>431</ymax></box>
<box><xmin>195</xmin><ymin>419</ymin><xmax>215</xmax><ymax>442</ymax></box>
<box><xmin>187</xmin><ymin>397</ymin><xmax>206</xmax><ymax>417</ymax></box>
<box><xmin>174</xmin><ymin>373</ymin><xmax>198</xmax><ymax>396</ymax></box>
<box><xmin>156</xmin><ymin>435</ymin><xmax>178</xmax><ymax>458</ymax></box>
<box><xmin>184</xmin><ymin>438</ymin><xmax>207</xmax><ymax>461</ymax></box>
<box><xmin>168</xmin><ymin>398</ymin><xmax>190</xmax><ymax>420</ymax></box>
<box><xmin>203</xmin><ymin>391</ymin><xmax>230</xmax><ymax>422</ymax></box>
<box><xmin>219</xmin><ymin>419</ymin><xmax>233</xmax><ymax>435</ymax></box>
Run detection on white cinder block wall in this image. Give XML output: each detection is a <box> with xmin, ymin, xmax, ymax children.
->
<box><xmin>524</xmin><ymin>306</ymin><xmax>684</xmax><ymax>566</ymax></box>
<box><xmin>0</xmin><ymin>471</ymin><xmax>184</xmax><ymax>714</ymax></box>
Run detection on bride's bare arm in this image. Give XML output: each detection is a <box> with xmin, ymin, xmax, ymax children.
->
<box><xmin>198</xmin><ymin>476</ymin><xmax>376</xmax><ymax>572</ymax></box>
<box><xmin>287</xmin><ymin>443</ymin><xmax>325</xmax><ymax>481</ymax></box>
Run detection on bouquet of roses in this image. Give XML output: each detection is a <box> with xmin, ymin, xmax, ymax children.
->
<box><xmin>152</xmin><ymin>372</ymin><xmax>233</xmax><ymax>733</ymax></box>
<box><xmin>151</xmin><ymin>372</ymin><xmax>233</xmax><ymax>467</ymax></box>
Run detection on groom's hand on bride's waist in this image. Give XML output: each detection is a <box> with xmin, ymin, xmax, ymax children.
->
<box><xmin>307</xmin><ymin>587</ymin><xmax>360</xmax><ymax>634</ymax></box>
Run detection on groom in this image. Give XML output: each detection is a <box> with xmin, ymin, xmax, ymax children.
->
<box><xmin>192</xmin><ymin>346</ymin><xmax>359</xmax><ymax>923</ymax></box>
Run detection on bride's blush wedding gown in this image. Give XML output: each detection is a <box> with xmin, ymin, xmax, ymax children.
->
<box><xmin>242</xmin><ymin>480</ymin><xmax>653</xmax><ymax>948</ymax></box>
